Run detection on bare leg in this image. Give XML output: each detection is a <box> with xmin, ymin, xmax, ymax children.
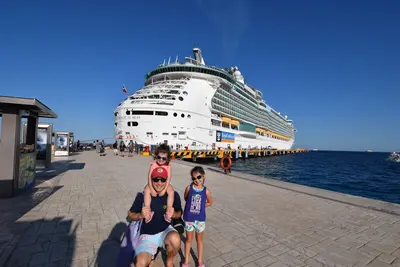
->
<box><xmin>195</xmin><ymin>231</ymin><xmax>204</xmax><ymax>265</ymax></box>
<box><xmin>135</xmin><ymin>252</ymin><xmax>153</xmax><ymax>267</ymax></box>
<box><xmin>165</xmin><ymin>185</ymin><xmax>175</xmax><ymax>222</ymax></box>
<box><xmin>143</xmin><ymin>185</ymin><xmax>152</xmax><ymax>210</ymax></box>
<box><xmin>166</xmin><ymin>185</ymin><xmax>175</xmax><ymax>208</ymax></box>
<box><xmin>184</xmin><ymin>230</ymin><xmax>194</xmax><ymax>265</ymax></box>
<box><xmin>143</xmin><ymin>185</ymin><xmax>153</xmax><ymax>222</ymax></box>
<box><xmin>164</xmin><ymin>231</ymin><xmax>181</xmax><ymax>267</ymax></box>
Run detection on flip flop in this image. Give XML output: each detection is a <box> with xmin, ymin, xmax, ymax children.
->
<box><xmin>145</xmin><ymin>211</ymin><xmax>154</xmax><ymax>223</ymax></box>
<box><xmin>164</xmin><ymin>211</ymin><xmax>173</xmax><ymax>223</ymax></box>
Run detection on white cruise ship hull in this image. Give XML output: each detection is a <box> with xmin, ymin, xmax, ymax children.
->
<box><xmin>115</xmin><ymin>77</ymin><xmax>295</xmax><ymax>151</ymax></box>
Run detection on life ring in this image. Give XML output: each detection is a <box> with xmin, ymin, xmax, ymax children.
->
<box><xmin>220</xmin><ymin>155</ymin><xmax>232</xmax><ymax>171</ymax></box>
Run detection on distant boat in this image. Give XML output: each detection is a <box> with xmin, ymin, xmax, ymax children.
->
<box><xmin>366</xmin><ymin>150</ymin><xmax>373</xmax><ymax>152</ymax></box>
<box><xmin>388</xmin><ymin>152</ymin><xmax>400</xmax><ymax>163</ymax></box>
<box><xmin>312</xmin><ymin>149</ymin><xmax>318</xmax><ymax>151</ymax></box>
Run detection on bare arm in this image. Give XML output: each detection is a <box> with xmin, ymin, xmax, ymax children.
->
<box><xmin>172</xmin><ymin>209</ymin><xmax>182</xmax><ymax>220</ymax></box>
<box><xmin>184</xmin><ymin>185</ymin><xmax>190</xmax><ymax>201</ymax></box>
<box><xmin>147</xmin><ymin>164</ymin><xmax>156</xmax><ymax>195</ymax></box>
<box><xmin>205</xmin><ymin>188</ymin><xmax>213</xmax><ymax>207</ymax></box>
<box><xmin>127</xmin><ymin>210</ymin><xmax>143</xmax><ymax>221</ymax></box>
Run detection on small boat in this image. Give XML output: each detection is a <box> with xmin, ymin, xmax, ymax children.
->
<box><xmin>387</xmin><ymin>152</ymin><xmax>400</xmax><ymax>162</ymax></box>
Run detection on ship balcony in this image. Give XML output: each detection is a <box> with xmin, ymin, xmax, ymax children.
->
<box><xmin>238</xmin><ymin>130</ymin><xmax>257</xmax><ymax>139</ymax></box>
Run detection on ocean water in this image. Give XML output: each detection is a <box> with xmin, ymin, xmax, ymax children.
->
<box><xmin>206</xmin><ymin>151</ymin><xmax>400</xmax><ymax>204</ymax></box>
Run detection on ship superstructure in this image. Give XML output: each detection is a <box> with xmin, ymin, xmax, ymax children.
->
<box><xmin>114</xmin><ymin>48</ymin><xmax>295</xmax><ymax>150</ymax></box>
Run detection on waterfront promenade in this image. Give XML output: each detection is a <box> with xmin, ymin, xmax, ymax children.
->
<box><xmin>0</xmin><ymin>151</ymin><xmax>399</xmax><ymax>267</ymax></box>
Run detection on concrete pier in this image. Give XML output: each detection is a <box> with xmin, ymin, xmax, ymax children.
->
<box><xmin>0</xmin><ymin>151</ymin><xmax>399</xmax><ymax>267</ymax></box>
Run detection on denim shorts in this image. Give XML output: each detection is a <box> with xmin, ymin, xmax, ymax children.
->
<box><xmin>134</xmin><ymin>225</ymin><xmax>176</xmax><ymax>258</ymax></box>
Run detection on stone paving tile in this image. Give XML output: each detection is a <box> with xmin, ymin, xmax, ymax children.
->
<box><xmin>0</xmin><ymin>152</ymin><xmax>399</xmax><ymax>267</ymax></box>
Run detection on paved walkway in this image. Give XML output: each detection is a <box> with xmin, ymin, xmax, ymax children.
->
<box><xmin>0</xmin><ymin>151</ymin><xmax>399</xmax><ymax>267</ymax></box>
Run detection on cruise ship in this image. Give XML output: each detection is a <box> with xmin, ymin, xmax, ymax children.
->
<box><xmin>114</xmin><ymin>48</ymin><xmax>296</xmax><ymax>150</ymax></box>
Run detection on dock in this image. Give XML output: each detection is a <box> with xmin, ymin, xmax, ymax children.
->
<box><xmin>0</xmin><ymin>151</ymin><xmax>399</xmax><ymax>267</ymax></box>
<box><xmin>142</xmin><ymin>148</ymin><xmax>309</xmax><ymax>161</ymax></box>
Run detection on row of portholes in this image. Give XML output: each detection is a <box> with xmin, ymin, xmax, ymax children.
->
<box><xmin>173</xmin><ymin>112</ymin><xmax>191</xmax><ymax>119</ymax></box>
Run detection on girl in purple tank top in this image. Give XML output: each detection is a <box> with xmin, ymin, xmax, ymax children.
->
<box><xmin>182</xmin><ymin>166</ymin><xmax>213</xmax><ymax>267</ymax></box>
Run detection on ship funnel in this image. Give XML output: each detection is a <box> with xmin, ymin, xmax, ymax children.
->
<box><xmin>193</xmin><ymin>47</ymin><xmax>205</xmax><ymax>65</ymax></box>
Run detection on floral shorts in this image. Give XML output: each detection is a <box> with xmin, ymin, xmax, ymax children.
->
<box><xmin>184</xmin><ymin>220</ymin><xmax>206</xmax><ymax>233</ymax></box>
<box><xmin>134</xmin><ymin>226</ymin><xmax>176</xmax><ymax>258</ymax></box>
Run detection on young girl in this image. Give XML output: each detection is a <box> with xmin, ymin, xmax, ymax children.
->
<box><xmin>182</xmin><ymin>166</ymin><xmax>213</xmax><ymax>267</ymax></box>
<box><xmin>142</xmin><ymin>144</ymin><xmax>175</xmax><ymax>223</ymax></box>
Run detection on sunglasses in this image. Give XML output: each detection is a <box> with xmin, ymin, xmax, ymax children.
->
<box><xmin>156</xmin><ymin>155</ymin><xmax>167</xmax><ymax>161</ymax></box>
<box><xmin>152</xmin><ymin>177</ymin><xmax>167</xmax><ymax>183</ymax></box>
<box><xmin>192</xmin><ymin>175</ymin><xmax>203</xmax><ymax>181</ymax></box>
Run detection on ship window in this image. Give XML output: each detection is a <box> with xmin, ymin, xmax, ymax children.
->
<box><xmin>132</xmin><ymin>121</ymin><xmax>138</xmax><ymax>126</ymax></box>
<box><xmin>162</xmin><ymin>133</ymin><xmax>169</xmax><ymax>135</ymax></box>
<box><xmin>126</xmin><ymin>110</ymin><xmax>131</xmax><ymax>115</ymax></box>
<box><xmin>127</xmin><ymin>122</ymin><xmax>131</xmax><ymax>126</ymax></box>
<box><xmin>178</xmin><ymin>96</ymin><xmax>184</xmax><ymax>101</ymax></box>
<box><xmin>131</xmin><ymin>110</ymin><xmax>154</xmax><ymax>115</ymax></box>
<box><xmin>114</xmin><ymin>123</ymin><xmax>118</xmax><ymax>127</ymax></box>
<box><xmin>146</xmin><ymin>132</ymin><xmax>153</xmax><ymax>135</ymax></box>
<box><xmin>181</xmin><ymin>113</ymin><xmax>185</xmax><ymax>118</ymax></box>
<box><xmin>173</xmin><ymin>113</ymin><xmax>177</xmax><ymax>117</ymax></box>
<box><xmin>211</xmin><ymin>119</ymin><xmax>220</xmax><ymax>126</ymax></box>
<box><xmin>183</xmin><ymin>91</ymin><xmax>188</xmax><ymax>95</ymax></box>
<box><xmin>114</xmin><ymin>112</ymin><xmax>119</xmax><ymax>116</ymax></box>
<box><xmin>155</xmin><ymin>111</ymin><xmax>168</xmax><ymax>116</ymax></box>
<box><xmin>187</xmin><ymin>114</ymin><xmax>191</xmax><ymax>119</ymax></box>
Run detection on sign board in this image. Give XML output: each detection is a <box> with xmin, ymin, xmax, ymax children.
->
<box><xmin>216</xmin><ymin>130</ymin><xmax>235</xmax><ymax>143</ymax></box>
<box><xmin>36</xmin><ymin>123</ymin><xmax>53</xmax><ymax>167</ymax></box>
<box><xmin>17</xmin><ymin>151</ymin><xmax>36</xmax><ymax>193</ymax></box>
<box><xmin>54</xmin><ymin>132</ymin><xmax>70</xmax><ymax>156</ymax></box>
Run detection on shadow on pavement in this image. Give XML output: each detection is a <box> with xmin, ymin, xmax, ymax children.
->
<box><xmin>0</xmin><ymin>155</ymin><xmax>89</xmax><ymax>267</ymax></box>
<box><xmin>0</xmin><ymin>216</ymin><xmax>78</xmax><ymax>267</ymax></box>
<box><xmin>95</xmin><ymin>222</ymin><xmax>127</xmax><ymax>267</ymax></box>
<box><xmin>36</xmin><ymin>159</ymin><xmax>85</xmax><ymax>182</ymax></box>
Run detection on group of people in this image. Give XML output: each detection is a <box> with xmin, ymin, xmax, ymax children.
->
<box><xmin>113</xmin><ymin>140</ymin><xmax>135</xmax><ymax>157</ymax></box>
<box><xmin>95</xmin><ymin>140</ymin><xmax>106</xmax><ymax>156</ymax></box>
<box><xmin>126</xmin><ymin>144</ymin><xmax>213</xmax><ymax>267</ymax></box>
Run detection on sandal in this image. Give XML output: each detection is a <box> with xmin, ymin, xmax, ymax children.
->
<box><xmin>145</xmin><ymin>211</ymin><xmax>154</xmax><ymax>223</ymax></box>
<box><xmin>164</xmin><ymin>211</ymin><xmax>172</xmax><ymax>223</ymax></box>
<box><xmin>181</xmin><ymin>264</ymin><xmax>189</xmax><ymax>267</ymax></box>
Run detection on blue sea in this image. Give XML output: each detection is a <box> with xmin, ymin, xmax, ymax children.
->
<box><xmin>207</xmin><ymin>151</ymin><xmax>400</xmax><ymax>204</ymax></box>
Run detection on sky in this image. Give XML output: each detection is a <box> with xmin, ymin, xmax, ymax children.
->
<box><xmin>0</xmin><ymin>0</ymin><xmax>399</xmax><ymax>152</ymax></box>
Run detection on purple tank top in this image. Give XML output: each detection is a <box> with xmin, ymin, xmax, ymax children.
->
<box><xmin>183</xmin><ymin>184</ymin><xmax>207</xmax><ymax>222</ymax></box>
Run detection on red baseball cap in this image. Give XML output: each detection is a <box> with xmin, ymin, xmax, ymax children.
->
<box><xmin>151</xmin><ymin>167</ymin><xmax>168</xmax><ymax>179</ymax></box>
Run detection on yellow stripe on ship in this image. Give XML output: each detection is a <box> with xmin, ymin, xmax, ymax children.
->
<box><xmin>230</xmin><ymin>119</ymin><xmax>240</xmax><ymax>126</ymax></box>
<box><xmin>221</xmin><ymin>117</ymin><xmax>231</xmax><ymax>123</ymax></box>
<box><xmin>271</xmin><ymin>132</ymin><xmax>291</xmax><ymax>141</ymax></box>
